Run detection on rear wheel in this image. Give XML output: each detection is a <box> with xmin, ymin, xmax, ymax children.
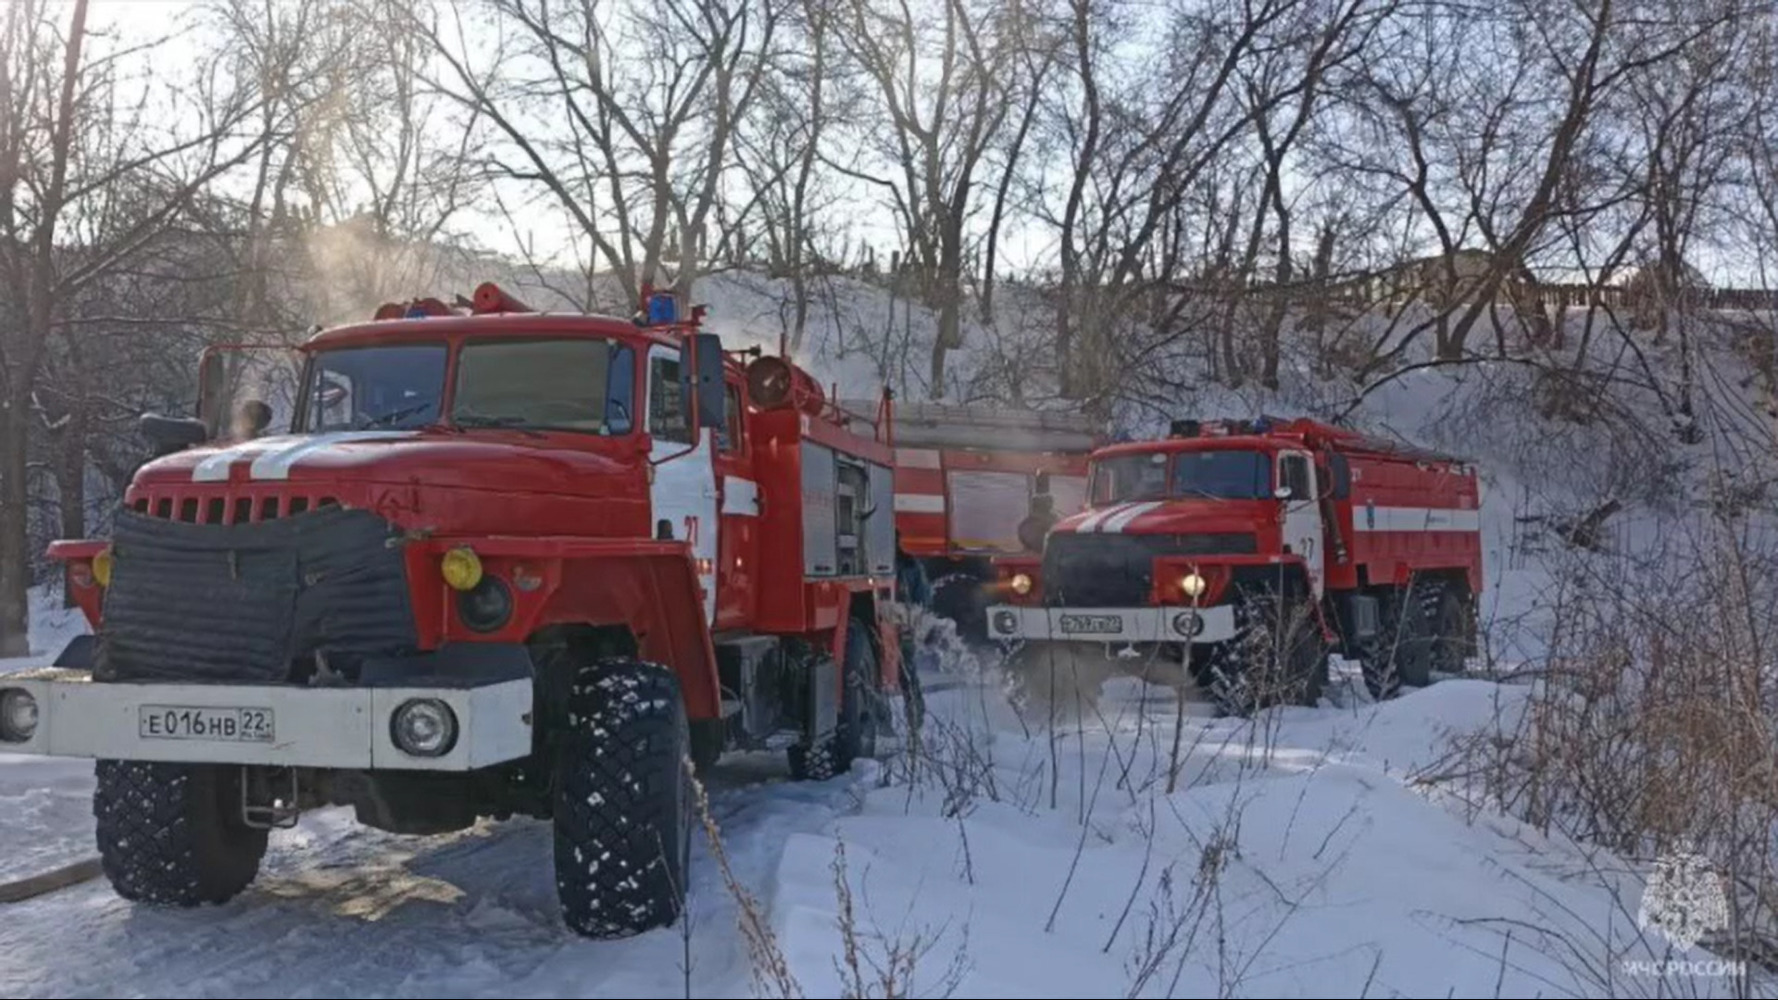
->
<box><xmin>1362</xmin><ymin>579</ymin><xmax>1465</xmax><ymax>700</ymax></box>
<box><xmin>93</xmin><ymin>760</ymin><xmax>268</xmax><ymax>906</ymax></box>
<box><xmin>1427</xmin><ymin>586</ymin><xmax>1472</xmax><ymax>678</ymax></box>
<box><xmin>789</xmin><ymin>618</ymin><xmax>882</xmax><ymax>781</ymax></box>
<box><xmin>551</xmin><ymin>657</ymin><xmax>692</xmax><ymax>939</ymax></box>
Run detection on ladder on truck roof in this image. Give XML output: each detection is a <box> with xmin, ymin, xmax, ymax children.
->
<box><xmin>840</xmin><ymin>399</ymin><xmax>1103</xmax><ymax>453</ymax></box>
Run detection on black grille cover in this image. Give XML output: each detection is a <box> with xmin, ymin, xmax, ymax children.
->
<box><xmin>95</xmin><ymin>506</ymin><xmax>417</xmax><ymax>683</ymax></box>
<box><xmin>1042</xmin><ymin>531</ymin><xmax>1257</xmax><ymax>607</ymax></box>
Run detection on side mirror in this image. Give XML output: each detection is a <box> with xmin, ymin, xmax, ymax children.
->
<box><xmin>1273</xmin><ymin>483</ymin><xmax>1293</xmax><ymax>500</ymax></box>
<box><xmin>140</xmin><ymin>412</ymin><xmax>210</xmax><ymax>456</ymax></box>
<box><xmin>680</xmin><ymin>332</ymin><xmax>726</xmax><ymax>431</ymax></box>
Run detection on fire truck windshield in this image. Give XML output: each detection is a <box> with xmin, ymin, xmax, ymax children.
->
<box><xmin>451</xmin><ymin>337</ymin><xmax>635</xmax><ymax>434</ymax></box>
<box><xmin>1090</xmin><ymin>448</ymin><xmax>1272</xmax><ymax>504</ymax></box>
<box><xmin>301</xmin><ymin>344</ymin><xmax>448</xmax><ymax>432</ymax></box>
<box><xmin>1170</xmin><ymin>449</ymin><xmax>1271</xmax><ymax>500</ymax></box>
<box><xmin>298</xmin><ymin>337</ymin><xmax>638</xmax><ymax>435</ymax></box>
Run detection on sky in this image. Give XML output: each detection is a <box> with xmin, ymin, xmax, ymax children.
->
<box><xmin>62</xmin><ymin>0</ymin><xmax>1778</xmax><ymax>293</ymax></box>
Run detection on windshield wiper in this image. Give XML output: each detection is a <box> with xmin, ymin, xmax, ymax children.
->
<box><xmin>356</xmin><ymin>401</ymin><xmax>434</xmax><ymax>430</ymax></box>
<box><xmin>453</xmin><ymin>413</ymin><xmax>547</xmax><ymax>438</ymax></box>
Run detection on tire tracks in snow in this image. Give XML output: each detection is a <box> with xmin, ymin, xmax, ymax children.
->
<box><xmin>0</xmin><ymin>759</ymin><xmax>870</xmax><ymax>999</ymax></box>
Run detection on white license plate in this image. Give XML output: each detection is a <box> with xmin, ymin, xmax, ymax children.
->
<box><xmin>138</xmin><ymin>705</ymin><xmax>275</xmax><ymax>743</ymax></box>
<box><xmin>1059</xmin><ymin>613</ymin><xmax>1124</xmax><ymax>635</ymax></box>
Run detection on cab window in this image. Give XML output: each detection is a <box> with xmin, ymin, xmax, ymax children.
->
<box><xmin>649</xmin><ymin>354</ymin><xmax>690</xmax><ymax>444</ymax></box>
<box><xmin>717</xmin><ymin>383</ymin><xmax>744</xmax><ymax>453</ymax></box>
<box><xmin>1279</xmin><ymin>454</ymin><xmax>1314</xmax><ymax>500</ymax></box>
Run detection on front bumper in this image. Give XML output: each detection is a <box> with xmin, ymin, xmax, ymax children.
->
<box><xmin>0</xmin><ymin>668</ymin><xmax>532</xmax><ymax>772</ymax></box>
<box><xmin>985</xmin><ymin>604</ymin><xmax>1238</xmax><ymax>644</ymax></box>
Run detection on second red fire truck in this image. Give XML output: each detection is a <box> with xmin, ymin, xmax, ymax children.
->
<box><xmin>987</xmin><ymin>416</ymin><xmax>1484</xmax><ymax>714</ymax></box>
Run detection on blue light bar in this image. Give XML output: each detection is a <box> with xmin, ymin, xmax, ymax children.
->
<box><xmin>647</xmin><ymin>291</ymin><xmax>679</xmax><ymax>325</ymax></box>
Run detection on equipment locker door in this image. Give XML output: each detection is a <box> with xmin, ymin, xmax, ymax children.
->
<box><xmin>1277</xmin><ymin>450</ymin><xmax>1324</xmax><ymax>597</ymax></box>
<box><xmin>646</xmin><ymin>344</ymin><xmax>720</xmax><ymax>625</ymax></box>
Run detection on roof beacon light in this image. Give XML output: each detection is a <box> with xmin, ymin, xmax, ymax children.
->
<box><xmin>647</xmin><ymin>290</ymin><xmax>679</xmax><ymax>325</ymax></box>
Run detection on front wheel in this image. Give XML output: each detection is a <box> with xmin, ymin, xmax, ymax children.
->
<box><xmin>552</xmin><ymin>657</ymin><xmax>693</xmax><ymax>940</ymax></box>
<box><xmin>93</xmin><ymin>760</ymin><xmax>268</xmax><ymax>906</ymax></box>
<box><xmin>1204</xmin><ymin>585</ymin><xmax>1327</xmax><ymax>717</ymax></box>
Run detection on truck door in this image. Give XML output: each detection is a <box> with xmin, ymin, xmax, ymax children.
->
<box><xmin>646</xmin><ymin>344</ymin><xmax>720</xmax><ymax>625</ymax></box>
<box><xmin>1277</xmin><ymin>450</ymin><xmax>1324</xmax><ymax>597</ymax></box>
<box><xmin>711</xmin><ymin>377</ymin><xmax>759</xmax><ymax>629</ymax></box>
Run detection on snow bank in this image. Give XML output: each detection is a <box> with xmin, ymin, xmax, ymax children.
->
<box><xmin>763</xmin><ymin>676</ymin><xmax>1746</xmax><ymax>999</ymax></box>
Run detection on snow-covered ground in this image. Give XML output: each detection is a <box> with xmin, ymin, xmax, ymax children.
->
<box><xmin>0</xmin><ymin>600</ymin><xmax>1753</xmax><ymax>998</ymax></box>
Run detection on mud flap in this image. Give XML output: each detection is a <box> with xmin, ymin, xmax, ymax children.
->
<box><xmin>1348</xmin><ymin>593</ymin><xmax>1379</xmax><ymax>640</ymax></box>
<box><xmin>807</xmin><ymin>656</ymin><xmax>838</xmax><ymax>741</ymax></box>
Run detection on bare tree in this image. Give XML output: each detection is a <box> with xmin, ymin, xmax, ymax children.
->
<box><xmin>0</xmin><ymin>0</ymin><xmax>270</xmax><ymax>655</ymax></box>
<box><xmin>731</xmin><ymin>0</ymin><xmax>850</xmax><ymax>351</ymax></box>
<box><xmin>420</xmin><ymin>0</ymin><xmax>779</xmax><ymax>307</ymax></box>
<box><xmin>1043</xmin><ymin>0</ymin><xmax>1326</xmax><ymax>402</ymax></box>
<box><xmin>830</xmin><ymin>0</ymin><xmax>1026</xmax><ymax>396</ymax></box>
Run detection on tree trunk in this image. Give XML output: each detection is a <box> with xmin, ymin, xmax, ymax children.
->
<box><xmin>52</xmin><ymin>403</ymin><xmax>86</xmax><ymax>609</ymax></box>
<box><xmin>929</xmin><ymin>292</ymin><xmax>958</xmax><ymax>399</ymax></box>
<box><xmin>0</xmin><ymin>405</ymin><xmax>30</xmax><ymax>658</ymax></box>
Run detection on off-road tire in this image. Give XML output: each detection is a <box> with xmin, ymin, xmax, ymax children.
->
<box><xmin>1205</xmin><ymin>583</ymin><xmax>1327</xmax><ymax>717</ymax></box>
<box><xmin>93</xmin><ymin>760</ymin><xmax>268</xmax><ymax>906</ymax></box>
<box><xmin>552</xmin><ymin>657</ymin><xmax>692</xmax><ymax>939</ymax></box>
<box><xmin>1427</xmin><ymin>586</ymin><xmax>1471</xmax><ymax>678</ymax></box>
<box><xmin>789</xmin><ymin>619</ymin><xmax>880</xmax><ymax>781</ymax></box>
<box><xmin>1362</xmin><ymin>579</ymin><xmax>1464</xmax><ymax>700</ymax></box>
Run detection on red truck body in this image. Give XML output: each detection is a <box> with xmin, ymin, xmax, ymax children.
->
<box><xmin>987</xmin><ymin>415</ymin><xmax>1483</xmax><ymax>710</ymax></box>
<box><xmin>15</xmin><ymin>283</ymin><xmax>911</xmax><ymax>939</ymax></box>
<box><xmin>850</xmin><ymin>399</ymin><xmax>1102</xmax><ymax>637</ymax></box>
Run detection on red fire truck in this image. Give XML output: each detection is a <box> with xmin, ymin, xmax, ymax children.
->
<box><xmin>858</xmin><ymin>400</ymin><xmax>1101</xmax><ymax>638</ymax></box>
<box><xmin>0</xmin><ymin>283</ymin><xmax>908</xmax><ymax>940</ymax></box>
<box><xmin>986</xmin><ymin>416</ymin><xmax>1483</xmax><ymax>714</ymax></box>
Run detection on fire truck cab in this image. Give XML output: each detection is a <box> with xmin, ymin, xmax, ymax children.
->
<box><xmin>0</xmin><ymin>283</ymin><xmax>908</xmax><ymax>940</ymax></box>
<box><xmin>986</xmin><ymin>416</ymin><xmax>1483</xmax><ymax>715</ymax></box>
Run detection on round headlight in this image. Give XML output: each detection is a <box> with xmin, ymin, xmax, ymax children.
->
<box><xmin>1180</xmin><ymin>572</ymin><xmax>1207</xmax><ymax>599</ymax></box>
<box><xmin>0</xmin><ymin>688</ymin><xmax>39</xmax><ymax>742</ymax></box>
<box><xmin>92</xmin><ymin>547</ymin><xmax>114</xmax><ymax>588</ymax></box>
<box><xmin>1172</xmin><ymin>611</ymin><xmax>1204</xmax><ymax>637</ymax></box>
<box><xmin>441</xmin><ymin>546</ymin><xmax>483</xmax><ymax>591</ymax></box>
<box><xmin>993</xmin><ymin>610</ymin><xmax>1018</xmax><ymax>635</ymax></box>
<box><xmin>1010</xmin><ymin>572</ymin><xmax>1033</xmax><ymax>596</ymax></box>
<box><xmin>391</xmin><ymin>698</ymin><xmax>458</xmax><ymax>757</ymax></box>
<box><xmin>458</xmin><ymin>575</ymin><xmax>513</xmax><ymax>633</ymax></box>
